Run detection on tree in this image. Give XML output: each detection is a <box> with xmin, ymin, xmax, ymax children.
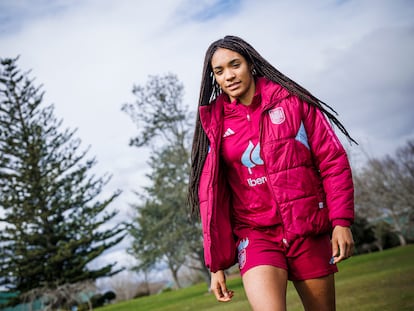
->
<box><xmin>354</xmin><ymin>139</ymin><xmax>414</xmax><ymax>246</ymax></box>
<box><xmin>20</xmin><ymin>280</ymin><xmax>96</xmax><ymax>311</ymax></box>
<box><xmin>122</xmin><ymin>73</ymin><xmax>209</xmax><ymax>288</ymax></box>
<box><xmin>0</xmin><ymin>57</ymin><xmax>128</xmax><ymax>300</ymax></box>
<box><xmin>97</xmin><ymin>272</ymin><xmax>139</xmax><ymax>303</ymax></box>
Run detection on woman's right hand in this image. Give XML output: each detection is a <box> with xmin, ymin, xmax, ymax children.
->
<box><xmin>210</xmin><ymin>270</ymin><xmax>234</xmax><ymax>302</ymax></box>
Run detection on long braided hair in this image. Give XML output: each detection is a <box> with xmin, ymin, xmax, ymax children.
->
<box><xmin>188</xmin><ymin>35</ymin><xmax>356</xmax><ymax>213</ymax></box>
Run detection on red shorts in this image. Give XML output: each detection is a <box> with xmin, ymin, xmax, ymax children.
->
<box><xmin>235</xmin><ymin>226</ymin><xmax>338</xmax><ymax>281</ymax></box>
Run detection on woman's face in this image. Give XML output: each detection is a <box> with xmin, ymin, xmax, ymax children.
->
<box><xmin>211</xmin><ymin>48</ymin><xmax>255</xmax><ymax>105</ymax></box>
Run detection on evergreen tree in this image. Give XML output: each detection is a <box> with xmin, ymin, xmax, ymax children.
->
<box><xmin>128</xmin><ymin>146</ymin><xmax>197</xmax><ymax>288</ymax></box>
<box><xmin>0</xmin><ymin>57</ymin><xmax>127</xmax><ymax>296</ymax></box>
<box><xmin>123</xmin><ymin>73</ymin><xmax>209</xmax><ymax>287</ymax></box>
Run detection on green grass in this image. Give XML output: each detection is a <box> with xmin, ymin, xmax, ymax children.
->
<box><xmin>97</xmin><ymin>245</ymin><xmax>414</xmax><ymax>310</ymax></box>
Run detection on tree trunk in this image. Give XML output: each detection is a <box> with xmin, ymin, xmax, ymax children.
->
<box><xmin>374</xmin><ymin>240</ymin><xmax>383</xmax><ymax>251</ymax></box>
<box><xmin>171</xmin><ymin>268</ymin><xmax>182</xmax><ymax>289</ymax></box>
<box><xmin>396</xmin><ymin>232</ymin><xmax>407</xmax><ymax>246</ymax></box>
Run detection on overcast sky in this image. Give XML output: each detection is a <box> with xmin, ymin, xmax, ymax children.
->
<box><xmin>1</xmin><ymin>0</ymin><xmax>413</xmax><ymax>278</ymax></box>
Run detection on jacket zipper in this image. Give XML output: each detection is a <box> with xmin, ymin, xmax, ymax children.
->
<box><xmin>259</xmin><ymin>106</ymin><xmax>289</xmax><ymax>248</ymax></box>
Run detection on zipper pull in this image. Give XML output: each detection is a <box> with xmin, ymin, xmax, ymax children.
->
<box><xmin>247</xmin><ymin>113</ymin><xmax>251</xmax><ymax>121</ymax></box>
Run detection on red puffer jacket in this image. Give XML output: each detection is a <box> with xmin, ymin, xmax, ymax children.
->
<box><xmin>198</xmin><ymin>77</ymin><xmax>354</xmax><ymax>272</ymax></box>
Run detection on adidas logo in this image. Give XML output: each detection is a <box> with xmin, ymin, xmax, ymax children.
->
<box><xmin>223</xmin><ymin>128</ymin><xmax>235</xmax><ymax>138</ymax></box>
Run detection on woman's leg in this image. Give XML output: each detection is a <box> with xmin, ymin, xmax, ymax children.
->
<box><xmin>293</xmin><ymin>274</ymin><xmax>336</xmax><ymax>311</ymax></box>
<box><xmin>242</xmin><ymin>265</ymin><xmax>288</xmax><ymax>311</ymax></box>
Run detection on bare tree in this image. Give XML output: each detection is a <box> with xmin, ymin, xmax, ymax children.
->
<box><xmin>107</xmin><ymin>272</ymin><xmax>140</xmax><ymax>302</ymax></box>
<box><xmin>20</xmin><ymin>280</ymin><xmax>95</xmax><ymax>310</ymax></box>
<box><xmin>354</xmin><ymin>139</ymin><xmax>414</xmax><ymax>246</ymax></box>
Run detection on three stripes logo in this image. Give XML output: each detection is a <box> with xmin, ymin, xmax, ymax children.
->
<box><xmin>223</xmin><ymin>128</ymin><xmax>235</xmax><ymax>138</ymax></box>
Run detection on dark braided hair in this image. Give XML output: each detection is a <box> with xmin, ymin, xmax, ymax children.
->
<box><xmin>188</xmin><ymin>35</ymin><xmax>356</xmax><ymax>213</ymax></box>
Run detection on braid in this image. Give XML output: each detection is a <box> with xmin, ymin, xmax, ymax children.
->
<box><xmin>254</xmin><ymin>56</ymin><xmax>357</xmax><ymax>145</ymax></box>
<box><xmin>188</xmin><ymin>35</ymin><xmax>357</xmax><ymax>215</ymax></box>
<box><xmin>188</xmin><ymin>48</ymin><xmax>217</xmax><ymax>215</ymax></box>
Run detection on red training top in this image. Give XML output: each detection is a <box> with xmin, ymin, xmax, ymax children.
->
<box><xmin>221</xmin><ymin>89</ymin><xmax>281</xmax><ymax>229</ymax></box>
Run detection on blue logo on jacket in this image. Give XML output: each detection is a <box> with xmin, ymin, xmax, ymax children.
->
<box><xmin>241</xmin><ymin>140</ymin><xmax>264</xmax><ymax>174</ymax></box>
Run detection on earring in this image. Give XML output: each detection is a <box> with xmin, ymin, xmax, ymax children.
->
<box><xmin>251</xmin><ymin>68</ymin><xmax>257</xmax><ymax>75</ymax></box>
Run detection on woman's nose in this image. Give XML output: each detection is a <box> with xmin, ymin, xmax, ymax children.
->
<box><xmin>225</xmin><ymin>69</ymin><xmax>235</xmax><ymax>80</ymax></box>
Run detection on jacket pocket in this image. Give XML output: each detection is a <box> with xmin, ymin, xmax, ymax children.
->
<box><xmin>280</xmin><ymin>194</ymin><xmax>331</xmax><ymax>239</ymax></box>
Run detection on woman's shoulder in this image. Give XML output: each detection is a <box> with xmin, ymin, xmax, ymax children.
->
<box><xmin>258</xmin><ymin>77</ymin><xmax>291</xmax><ymax>105</ymax></box>
<box><xmin>199</xmin><ymin>95</ymin><xmax>227</xmax><ymax>128</ymax></box>
<box><xmin>200</xmin><ymin>95</ymin><xmax>224</xmax><ymax>113</ymax></box>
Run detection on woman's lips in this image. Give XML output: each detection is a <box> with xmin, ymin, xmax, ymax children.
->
<box><xmin>227</xmin><ymin>81</ymin><xmax>240</xmax><ymax>91</ymax></box>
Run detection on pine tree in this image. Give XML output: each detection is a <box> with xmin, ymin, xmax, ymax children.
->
<box><xmin>0</xmin><ymin>57</ymin><xmax>127</xmax><ymax>296</ymax></box>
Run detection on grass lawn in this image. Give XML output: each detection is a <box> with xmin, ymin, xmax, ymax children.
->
<box><xmin>96</xmin><ymin>245</ymin><xmax>414</xmax><ymax>311</ymax></box>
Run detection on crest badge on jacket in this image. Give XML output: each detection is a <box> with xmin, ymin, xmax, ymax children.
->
<box><xmin>269</xmin><ymin>107</ymin><xmax>285</xmax><ymax>124</ymax></box>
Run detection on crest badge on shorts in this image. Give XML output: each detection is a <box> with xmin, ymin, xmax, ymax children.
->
<box><xmin>269</xmin><ymin>107</ymin><xmax>285</xmax><ymax>124</ymax></box>
<box><xmin>237</xmin><ymin>238</ymin><xmax>249</xmax><ymax>270</ymax></box>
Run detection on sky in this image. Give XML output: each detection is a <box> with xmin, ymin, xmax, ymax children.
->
<box><xmin>1</xmin><ymin>0</ymin><xmax>414</xmax><ymax>282</ymax></box>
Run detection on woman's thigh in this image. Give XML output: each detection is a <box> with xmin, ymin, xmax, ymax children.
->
<box><xmin>242</xmin><ymin>265</ymin><xmax>288</xmax><ymax>311</ymax></box>
<box><xmin>293</xmin><ymin>274</ymin><xmax>336</xmax><ymax>311</ymax></box>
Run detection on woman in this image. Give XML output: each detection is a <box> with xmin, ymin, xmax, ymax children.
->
<box><xmin>188</xmin><ymin>35</ymin><xmax>355</xmax><ymax>311</ymax></box>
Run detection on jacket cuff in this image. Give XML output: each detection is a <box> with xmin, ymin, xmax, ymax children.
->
<box><xmin>332</xmin><ymin>219</ymin><xmax>352</xmax><ymax>228</ymax></box>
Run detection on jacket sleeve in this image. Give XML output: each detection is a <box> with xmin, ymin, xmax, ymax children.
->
<box><xmin>302</xmin><ymin>101</ymin><xmax>355</xmax><ymax>227</ymax></box>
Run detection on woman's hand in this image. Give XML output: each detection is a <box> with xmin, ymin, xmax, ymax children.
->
<box><xmin>331</xmin><ymin>225</ymin><xmax>355</xmax><ymax>264</ymax></box>
<box><xmin>210</xmin><ymin>270</ymin><xmax>234</xmax><ymax>302</ymax></box>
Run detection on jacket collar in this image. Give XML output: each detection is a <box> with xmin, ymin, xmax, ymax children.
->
<box><xmin>199</xmin><ymin>77</ymin><xmax>290</xmax><ymax>131</ymax></box>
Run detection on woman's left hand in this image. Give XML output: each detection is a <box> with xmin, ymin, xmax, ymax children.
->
<box><xmin>331</xmin><ymin>226</ymin><xmax>354</xmax><ymax>264</ymax></box>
